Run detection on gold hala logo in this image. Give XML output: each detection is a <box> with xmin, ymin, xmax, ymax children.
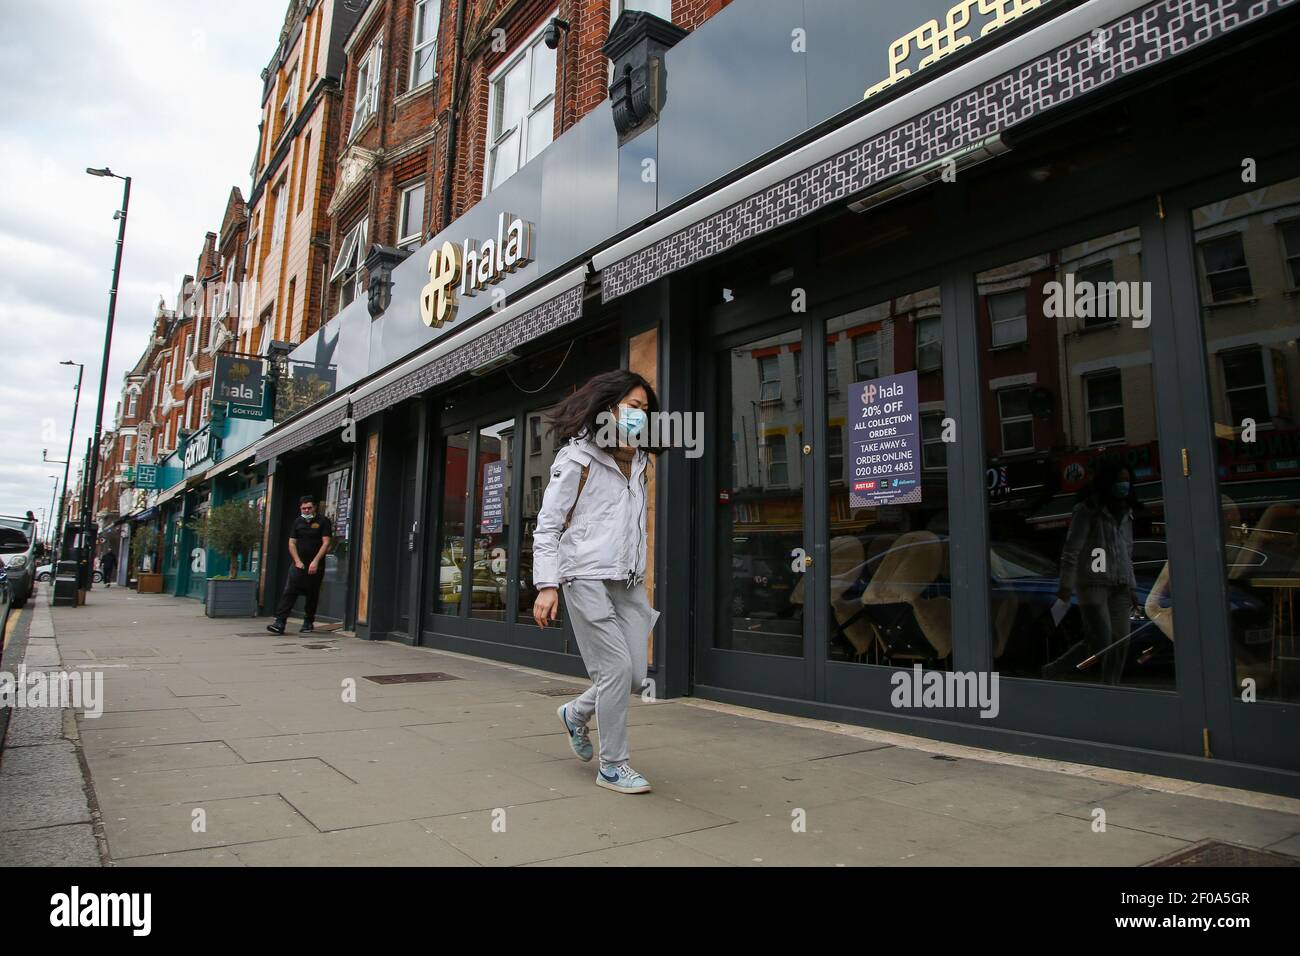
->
<box><xmin>420</xmin><ymin>240</ymin><xmax>462</xmax><ymax>328</ymax></box>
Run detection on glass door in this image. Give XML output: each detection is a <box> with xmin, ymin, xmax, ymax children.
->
<box><xmin>699</xmin><ymin>325</ymin><xmax>816</xmax><ymax>698</ymax></box>
<box><xmin>1166</xmin><ymin>171</ymin><xmax>1300</xmax><ymax>771</ymax></box>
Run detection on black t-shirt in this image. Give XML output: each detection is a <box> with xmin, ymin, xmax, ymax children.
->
<box><xmin>291</xmin><ymin>514</ymin><xmax>333</xmax><ymax>561</ymax></box>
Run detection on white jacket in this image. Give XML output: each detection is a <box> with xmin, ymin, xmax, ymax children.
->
<box><xmin>533</xmin><ymin>437</ymin><xmax>649</xmax><ymax>589</ymax></box>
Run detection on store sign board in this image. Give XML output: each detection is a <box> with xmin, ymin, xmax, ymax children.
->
<box><xmin>135</xmin><ymin>464</ymin><xmax>160</xmax><ymax>489</ymax></box>
<box><xmin>184</xmin><ymin>429</ymin><xmax>220</xmax><ymax>470</ymax></box>
<box><xmin>849</xmin><ymin>370</ymin><xmax>922</xmax><ymax>508</ymax></box>
<box><xmin>480</xmin><ymin>461</ymin><xmax>505</xmax><ymax>534</ymax></box>
<box><xmin>420</xmin><ymin>213</ymin><xmax>535</xmax><ymax>328</ymax></box>
<box><xmin>213</xmin><ymin>354</ymin><xmax>267</xmax><ymax>417</ymax></box>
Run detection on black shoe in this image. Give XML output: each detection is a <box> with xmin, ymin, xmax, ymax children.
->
<box><xmin>266</xmin><ymin>622</ymin><xmax>285</xmax><ymax>635</ymax></box>
<box><xmin>299</xmin><ymin>623</ymin><xmax>315</xmax><ymax>634</ymax></box>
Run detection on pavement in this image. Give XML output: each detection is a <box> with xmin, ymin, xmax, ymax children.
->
<box><xmin>2</xmin><ymin>585</ymin><xmax>1300</xmax><ymax>867</ymax></box>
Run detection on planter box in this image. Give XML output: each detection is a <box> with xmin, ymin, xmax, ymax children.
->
<box><xmin>137</xmin><ymin>572</ymin><xmax>163</xmax><ymax>594</ymax></box>
<box><xmin>205</xmin><ymin>578</ymin><xmax>258</xmax><ymax>618</ymax></box>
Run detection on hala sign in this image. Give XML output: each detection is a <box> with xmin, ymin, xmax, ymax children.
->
<box><xmin>420</xmin><ymin>212</ymin><xmax>535</xmax><ymax>328</ymax></box>
<box><xmin>213</xmin><ymin>354</ymin><xmax>268</xmax><ymax>420</ymax></box>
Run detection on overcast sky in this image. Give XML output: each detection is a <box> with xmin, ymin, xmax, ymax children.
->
<box><xmin>0</xmin><ymin>0</ymin><xmax>289</xmax><ymax>527</ymax></box>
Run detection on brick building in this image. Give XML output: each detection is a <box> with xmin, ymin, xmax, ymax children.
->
<box><xmin>239</xmin><ymin>0</ymin><xmax>366</xmax><ymax>356</ymax></box>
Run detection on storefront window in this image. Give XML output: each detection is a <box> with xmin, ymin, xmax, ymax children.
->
<box><xmin>317</xmin><ymin>465</ymin><xmax>351</xmax><ymax>622</ymax></box>
<box><xmin>1192</xmin><ymin>176</ymin><xmax>1300</xmax><ymax>704</ymax></box>
<box><xmin>718</xmin><ymin>330</ymin><xmax>805</xmax><ymax>655</ymax></box>
<box><xmin>435</xmin><ymin>431</ymin><xmax>470</xmax><ymax>614</ymax></box>
<box><xmin>518</xmin><ymin>408</ymin><xmax>563</xmax><ymax>627</ymax></box>
<box><xmin>976</xmin><ymin>227</ymin><xmax>1177</xmax><ymax>689</ymax></box>
<box><xmin>471</xmin><ymin>420</ymin><xmax>512</xmax><ymax>621</ymax></box>
<box><xmin>825</xmin><ymin>287</ymin><xmax>951</xmax><ymax>669</ymax></box>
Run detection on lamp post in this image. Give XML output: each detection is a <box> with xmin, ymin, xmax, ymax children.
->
<box><xmin>81</xmin><ymin>167</ymin><xmax>131</xmax><ymax>595</ymax></box>
<box><xmin>45</xmin><ymin>476</ymin><xmax>59</xmax><ymax>552</ymax></box>
<box><xmin>49</xmin><ymin>357</ymin><xmax>81</xmax><ymax>557</ymax></box>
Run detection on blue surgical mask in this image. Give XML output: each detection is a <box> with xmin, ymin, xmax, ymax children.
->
<box><xmin>618</xmin><ymin>405</ymin><xmax>648</xmax><ymax>441</ymax></box>
<box><xmin>1112</xmin><ymin>481</ymin><xmax>1130</xmax><ymax>498</ymax></box>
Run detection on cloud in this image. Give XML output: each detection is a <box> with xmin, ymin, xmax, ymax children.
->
<box><xmin>0</xmin><ymin>1</ymin><xmax>287</xmax><ymax>521</ymax></box>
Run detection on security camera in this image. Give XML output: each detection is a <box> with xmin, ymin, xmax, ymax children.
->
<box><xmin>543</xmin><ymin>17</ymin><xmax>570</xmax><ymax>49</ymax></box>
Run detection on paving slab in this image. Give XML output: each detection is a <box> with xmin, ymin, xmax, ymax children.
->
<box><xmin>0</xmin><ymin>824</ymin><xmax>101</xmax><ymax>866</ymax></box>
<box><xmin>102</xmin><ymin>794</ymin><xmax>316</xmax><ymax>858</ymax></box>
<box><xmin>1057</xmin><ymin>788</ymin><xmax>1300</xmax><ymax>848</ymax></box>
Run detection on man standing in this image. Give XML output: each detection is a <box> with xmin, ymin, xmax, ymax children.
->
<box><xmin>99</xmin><ymin>548</ymin><xmax>117</xmax><ymax>589</ymax></box>
<box><xmin>266</xmin><ymin>495</ymin><xmax>333</xmax><ymax>635</ymax></box>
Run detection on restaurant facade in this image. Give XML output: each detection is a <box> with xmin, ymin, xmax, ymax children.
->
<box><xmin>249</xmin><ymin>0</ymin><xmax>1300</xmax><ymax>795</ymax></box>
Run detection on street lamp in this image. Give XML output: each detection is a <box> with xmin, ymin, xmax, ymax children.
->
<box><xmin>56</xmin><ymin>360</ymin><xmax>85</xmax><ymax>560</ymax></box>
<box><xmin>80</xmin><ymin>166</ymin><xmax>131</xmax><ymax>595</ymax></box>
<box><xmin>45</xmin><ymin>477</ymin><xmax>58</xmax><ymax>551</ymax></box>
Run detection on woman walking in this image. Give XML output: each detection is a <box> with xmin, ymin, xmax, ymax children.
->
<box><xmin>532</xmin><ymin>370</ymin><xmax>662</xmax><ymax>794</ymax></box>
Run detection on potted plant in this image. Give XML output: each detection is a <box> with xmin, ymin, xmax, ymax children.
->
<box><xmin>190</xmin><ymin>502</ymin><xmax>263</xmax><ymax>617</ymax></box>
<box><xmin>132</xmin><ymin>525</ymin><xmax>163</xmax><ymax>593</ymax></box>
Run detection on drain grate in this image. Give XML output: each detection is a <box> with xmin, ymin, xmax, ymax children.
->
<box><xmin>363</xmin><ymin>672</ymin><xmax>461</xmax><ymax>684</ymax></box>
<box><xmin>301</xmin><ymin>644</ymin><xmax>335</xmax><ymax>650</ymax></box>
<box><xmin>1147</xmin><ymin>840</ymin><xmax>1300</xmax><ymax>867</ymax></box>
<box><xmin>529</xmin><ymin>686</ymin><xmax>586</xmax><ymax>697</ymax></box>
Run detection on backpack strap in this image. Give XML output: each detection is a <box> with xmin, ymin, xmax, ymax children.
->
<box><xmin>564</xmin><ymin>465</ymin><xmax>590</xmax><ymax>531</ymax></box>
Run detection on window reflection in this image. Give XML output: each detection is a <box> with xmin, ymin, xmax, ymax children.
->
<box><xmin>976</xmin><ymin>228</ymin><xmax>1177</xmax><ymax>688</ymax></box>
<box><xmin>717</xmin><ymin>330</ymin><xmax>805</xmax><ymax>656</ymax></box>
<box><xmin>434</xmin><ymin>430</ymin><xmax>470</xmax><ymax>614</ymax></box>
<box><xmin>517</xmin><ymin>408</ymin><xmax>565</xmax><ymax>628</ymax></box>
<box><xmin>471</xmin><ymin>420</ymin><xmax>512</xmax><ymax>620</ymax></box>
<box><xmin>821</xmin><ymin>287</ymin><xmax>952</xmax><ymax>669</ymax></box>
<box><xmin>1193</xmin><ymin>176</ymin><xmax>1300</xmax><ymax>703</ymax></box>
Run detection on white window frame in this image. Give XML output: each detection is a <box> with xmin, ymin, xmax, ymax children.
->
<box><xmin>1084</xmin><ymin>369</ymin><xmax>1126</xmax><ymax>447</ymax></box>
<box><xmin>1220</xmin><ymin>345</ymin><xmax>1274</xmax><ymax>427</ymax></box>
<box><xmin>410</xmin><ymin>0</ymin><xmax>440</xmax><ymax>90</ymax></box>
<box><xmin>921</xmin><ymin>411</ymin><xmax>947</xmax><ymax>470</ymax></box>
<box><xmin>915</xmin><ymin>315</ymin><xmax>942</xmax><ymax>372</ymax></box>
<box><xmin>764</xmin><ymin>433</ymin><xmax>789</xmax><ymax>487</ymax></box>
<box><xmin>1279</xmin><ymin>218</ymin><xmax>1300</xmax><ymax>290</ymax></box>
<box><xmin>1198</xmin><ymin>232</ymin><xmax>1253</xmax><ymax>303</ymax></box>
<box><xmin>270</xmin><ymin>179</ymin><xmax>288</xmax><ymax>248</ymax></box>
<box><xmin>758</xmin><ymin>354</ymin><xmax>782</xmax><ymax>403</ymax></box>
<box><xmin>279</xmin><ymin>65</ymin><xmax>298</xmax><ymax>135</ymax></box>
<box><xmin>350</xmin><ymin>38</ymin><xmax>383</xmax><ymax>139</ymax></box>
<box><xmin>221</xmin><ymin>261</ymin><xmax>235</xmax><ymax>317</ymax></box>
<box><xmin>853</xmin><ymin>332</ymin><xmax>879</xmax><ymax>381</ymax></box>
<box><xmin>398</xmin><ymin>179</ymin><xmax>426</xmax><ymax>247</ymax></box>
<box><xmin>483</xmin><ymin>14</ymin><xmax>557</xmax><ymax>196</ymax></box>
<box><xmin>989</xmin><ymin>290</ymin><xmax>1027</xmax><ymax>347</ymax></box>
<box><xmin>330</xmin><ymin>217</ymin><xmax>369</xmax><ymax>313</ymax></box>
<box><xmin>126</xmin><ymin>392</ymin><xmax>138</xmax><ymax>417</ymax></box>
<box><xmin>998</xmin><ymin>386</ymin><xmax>1035</xmax><ymax>454</ymax></box>
<box><xmin>611</xmin><ymin>0</ymin><xmax>673</xmax><ymax>22</ymax></box>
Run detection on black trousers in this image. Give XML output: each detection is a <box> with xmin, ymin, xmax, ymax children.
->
<box><xmin>275</xmin><ymin>565</ymin><xmax>324</xmax><ymax>623</ymax></box>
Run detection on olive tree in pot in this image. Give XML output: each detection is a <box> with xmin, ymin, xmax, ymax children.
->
<box><xmin>132</xmin><ymin>525</ymin><xmax>163</xmax><ymax>593</ymax></box>
<box><xmin>190</xmin><ymin>502</ymin><xmax>263</xmax><ymax>617</ymax></box>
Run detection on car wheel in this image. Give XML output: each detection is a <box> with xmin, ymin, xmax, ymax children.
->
<box><xmin>37</xmin><ymin>572</ymin><xmax>51</xmax><ymax>582</ymax></box>
<box><xmin>92</xmin><ymin>571</ymin><xmax>103</xmax><ymax>584</ymax></box>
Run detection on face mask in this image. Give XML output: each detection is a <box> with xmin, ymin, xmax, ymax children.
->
<box><xmin>302</xmin><ymin>510</ymin><xmax>315</xmax><ymax>519</ymax></box>
<box><xmin>617</xmin><ymin>405</ymin><xmax>648</xmax><ymax>442</ymax></box>
<box><xmin>1112</xmin><ymin>482</ymin><xmax>1130</xmax><ymax>498</ymax></box>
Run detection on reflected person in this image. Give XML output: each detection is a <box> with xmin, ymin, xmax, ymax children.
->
<box><xmin>1044</xmin><ymin>462</ymin><xmax>1140</xmax><ymax>684</ymax></box>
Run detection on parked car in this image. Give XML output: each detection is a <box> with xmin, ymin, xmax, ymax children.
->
<box><xmin>0</xmin><ymin>515</ymin><xmax>38</xmax><ymax>609</ymax></box>
<box><xmin>36</xmin><ymin>563</ymin><xmax>102</xmax><ymax>584</ymax></box>
<box><xmin>0</xmin><ymin>565</ymin><xmax>11</xmax><ymax>631</ymax></box>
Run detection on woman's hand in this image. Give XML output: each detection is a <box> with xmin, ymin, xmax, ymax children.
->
<box><xmin>533</xmin><ymin>588</ymin><xmax>560</xmax><ymax>629</ymax></box>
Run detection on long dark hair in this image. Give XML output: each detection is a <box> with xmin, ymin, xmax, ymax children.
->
<box><xmin>546</xmin><ymin>369</ymin><xmax>662</xmax><ymax>454</ymax></box>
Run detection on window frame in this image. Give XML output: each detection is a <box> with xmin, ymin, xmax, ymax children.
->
<box><xmin>350</xmin><ymin>37</ymin><xmax>384</xmax><ymax>140</ymax></box>
<box><xmin>988</xmin><ymin>290</ymin><xmax>1028</xmax><ymax>348</ymax></box>
<box><xmin>758</xmin><ymin>354</ymin><xmax>782</xmax><ymax>403</ymax></box>
<box><xmin>329</xmin><ymin>217</ymin><xmax>369</xmax><ymax>313</ymax></box>
<box><xmin>997</xmin><ymin>385</ymin><xmax>1036</xmax><ymax>454</ymax></box>
<box><xmin>915</xmin><ymin>314</ymin><xmax>942</xmax><ymax>372</ymax></box>
<box><xmin>397</xmin><ymin>179</ymin><xmax>426</xmax><ymax>248</ymax></box>
<box><xmin>270</xmin><ymin>178</ymin><xmax>288</xmax><ymax>248</ymax></box>
<box><xmin>1084</xmin><ymin>369</ymin><xmax>1126</xmax><ymax>447</ymax></box>
<box><xmin>482</xmin><ymin>14</ymin><xmax>557</xmax><ymax>197</ymax></box>
<box><xmin>1197</xmin><ymin>232</ymin><xmax>1254</xmax><ymax>303</ymax></box>
<box><xmin>852</xmin><ymin>331</ymin><xmax>879</xmax><ymax>381</ymax></box>
<box><xmin>410</xmin><ymin>0</ymin><xmax>440</xmax><ymax>91</ymax></box>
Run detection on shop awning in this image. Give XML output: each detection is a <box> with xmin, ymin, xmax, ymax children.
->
<box><xmin>590</xmin><ymin>0</ymin><xmax>1163</xmax><ymax>303</ymax></box>
<box><xmin>253</xmin><ymin>388</ymin><xmax>355</xmax><ymax>465</ymax></box>
<box><xmin>347</xmin><ymin>264</ymin><xmax>589</xmax><ymax>422</ymax></box>
<box><xmin>205</xmin><ymin>442</ymin><xmax>259</xmax><ymax>481</ymax></box>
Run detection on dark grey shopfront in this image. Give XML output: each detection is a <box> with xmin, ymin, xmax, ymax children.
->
<box><xmin>258</xmin><ymin>0</ymin><xmax>1300</xmax><ymax>794</ymax></box>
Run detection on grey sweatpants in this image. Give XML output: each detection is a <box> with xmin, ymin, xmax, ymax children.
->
<box><xmin>562</xmin><ymin>578</ymin><xmax>659</xmax><ymax>768</ymax></box>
